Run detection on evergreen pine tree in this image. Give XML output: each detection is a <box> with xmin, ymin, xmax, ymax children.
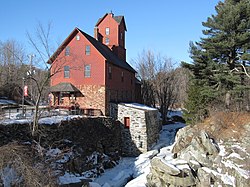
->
<box><xmin>183</xmin><ymin>0</ymin><xmax>250</xmax><ymax>124</ymax></box>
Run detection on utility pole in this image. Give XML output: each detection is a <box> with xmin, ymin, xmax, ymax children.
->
<box><xmin>22</xmin><ymin>77</ymin><xmax>25</xmax><ymax>116</ymax></box>
<box><xmin>28</xmin><ymin>54</ymin><xmax>35</xmax><ymax>102</ymax></box>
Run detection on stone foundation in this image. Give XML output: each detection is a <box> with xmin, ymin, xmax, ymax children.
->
<box><xmin>51</xmin><ymin>84</ymin><xmax>107</xmax><ymax>116</ymax></box>
<box><xmin>77</xmin><ymin>85</ymin><xmax>106</xmax><ymax>115</ymax></box>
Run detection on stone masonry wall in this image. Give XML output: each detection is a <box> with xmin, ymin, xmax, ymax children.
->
<box><xmin>110</xmin><ymin>103</ymin><xmax>160</xmax><ymax>156</ymax></box>
<box><xmin>77</xmin><ymin>85</ymin><xmax>106</xmax><ymax>115</ymax></box>
<box><xmin>146</xmin><ymin>110</ymin><xmax>160</xmax><ymax>150</ymax></box>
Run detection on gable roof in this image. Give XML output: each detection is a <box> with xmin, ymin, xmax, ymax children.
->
<box><xmin>50</xmin><ymin>82</ymin><xmax>81</xmax><ymax>93</ymax></box>
<box><xmin>78</xmin><ymin>28</ymin><xmax>135</xmax><ymax>72</ymax></box>
<box><xmin>47</xmin><ymin>28</ymin><xmax>78</xmax><ymax>64</ymax></box>
<box><xmin>48</xmin><ymin>27</ymin><xmax>135</xmax><ymax>73</ymax></box>
<box><xmin>95</xmin><ymin>13</ymin><xmax>127</xmax><ymax>31</ymax></box>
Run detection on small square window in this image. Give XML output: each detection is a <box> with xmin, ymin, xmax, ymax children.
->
<box><xmin>106</xmin><ymin>27</ymin><xmax>110</xmax><ymax>35</ymax></box>
<box><xmin>85</xmin><ymin>45</ymin><xmax>90</xmax><ymax>55</ymax></box>
<box><xmin>76</xmin><ymin>35</ymin><xmax>80</xmax><ymax>40</ymax></box>
<box><xmin>105</xmin><ymin>37</ymin><xmax>110</xmax><ymax>45</ymax></box>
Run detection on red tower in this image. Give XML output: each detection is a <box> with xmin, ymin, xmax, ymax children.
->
<box><xmin>94</xmin><ymin>12</ymin><xmax>127</xmax><ymax>61</ymax></box>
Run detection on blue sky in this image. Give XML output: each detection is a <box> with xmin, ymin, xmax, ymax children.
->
<box><xmin>0</xmin><ymin>0</ymin><xmax>220</xmax><ymax>67</ymax></box>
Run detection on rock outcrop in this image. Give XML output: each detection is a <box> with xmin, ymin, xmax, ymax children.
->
<box><xmin>147</xmin><ymin>124</ymin><xmax>250</xmax><ymax>187</ymax></box>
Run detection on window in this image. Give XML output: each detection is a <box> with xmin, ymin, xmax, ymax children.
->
<box><xmin>76</xmin><ymin>35</ymin><xmax>80</xmax><ymax>40</ymax></box>
<box><xmin>105</xmin><ymin>27</ymin><xmax>110</xmax><ymax>35</ymax></box>
<box><xmin>105</xmin><ymin>37</ymin><xmax>110</xmax><ymax>45</ymax></box>
<box><xmin>121</xmin><ymin>72</ymin><xmax>124</xmax><ymax>82</ymax></box>
<box><xmin>65</xmin><ymin>46</ymin><xmax>70</xmax><ymax>56</ymax></box>
<box><xmin>85</xmin><ymin>45</ymin><xmax>90</xmax><ymax>55</ymax></box>
<box><xmin>120</xmin><ymin>32</ymin><xmax>123</xmax><ymax>40</ymax></box>
<box><xmin>64</xmin><ymin>66</ymin><xmax>70</xmax><ymax>78</ymax></box>
<box><xmin>84</xmin><ymin>65</ymin><xmax>91</xmax><ymax>77</ymax></box>
<box><xmin>124</xmin><ymin>117</ymin><xmax>130</xmax><ymax>129</ymax></box>
<box><xmin>108</xmin><ymin>66</ymin><xmax>112</xmax><ymax>79</ymax></box>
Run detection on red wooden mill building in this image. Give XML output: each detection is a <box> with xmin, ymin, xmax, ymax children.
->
<box><xmin>49</xmin><ymin>13</ymin><xmax>141</xmax><ymax>116</ymax></box>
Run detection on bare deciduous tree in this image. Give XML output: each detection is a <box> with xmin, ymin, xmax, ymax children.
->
<box><xmin>26</xmin><ymin>22</ymin><xmax>64</xmax><ymax>136</ymax></box>
<box><xmin>0</xmin><ymin>40</ymin><xmax>26</xmax><ymax>101</ymax></box>
<box><xmin>135</xmin><ymin>50</ymin><xmax>185</xmax><ymax>124</ymax></box>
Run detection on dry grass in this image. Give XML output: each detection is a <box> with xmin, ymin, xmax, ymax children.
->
<box><xmin>194</xmin><ymin>111</ymin><xmax>250</xmax><ymax>141</ymax></box>
<box><xmin>0</xmin><ymin>142</ymin><xmax>56</xmax><ymax>187</ymax></box>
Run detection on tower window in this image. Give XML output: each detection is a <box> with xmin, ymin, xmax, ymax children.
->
<box><xmin>105</xmin><ymin>37</ymin><xmax>110</xmax><ymax>45</ymax></box>
<box><xmin>65</xmin><ymin>46</ymin><xmax>70</xmax><ymax>56</ymax></box>
<box><xmin>85</xmin><ymin>45</ymin><xmax>90</xmax><ymax>55</ymax></box>
<box><xmin>76</xmin><ymin>35</ymin><xmax>80</xmax><ymax>40</ymax></box>
<box><xmin>120</xmin><ymin>32</ymin><xmax>123</xmax><ymax>40</ymax></box>
<box><xmin>84</xmin><ymin>65</ymin><xmax>91</xmax><ymax>77</ymax></box>
<box><xmin>64</xmin><ymin>66</ymin><xmax>70</xmax><ymax>78</ymax></box>
<box><xmin>105</xmin><ymin>27</ymin><xmax>110</xmax><ymax>35</ymax></box>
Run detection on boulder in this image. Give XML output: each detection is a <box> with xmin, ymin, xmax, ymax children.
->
<box><xmin>151</xmin><ymin>157</ymin><xmax>180</xmax><ymax>175</ymax></box>
<box><xmin>147</xmin><ymin>157</ymin><xmax>196</xmax><ymax>187</ymax></box>
<box><xmin>172</xmin><ymin>126</ymin><xmax>195</xmax><ymax>154</ymax></box>
<box><xmin>177</xmin><ymin>130</ymin><xmax>219</xmax><ymax>167</ymax></box>
<box><xmin>197</xmin><ymin>167</ymin><xmax>216</xmax><ymax>187</ymax></box>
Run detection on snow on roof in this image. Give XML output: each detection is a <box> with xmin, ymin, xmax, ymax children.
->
<box><xmin>122</xmin><ymin>103</ymin><xmax>157</xmax><ymax>111</ymax></box>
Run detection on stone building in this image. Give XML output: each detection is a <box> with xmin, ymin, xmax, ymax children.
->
<box><xmin>111</xmin><ymin>103</ymin><xmax>160</xmax><ymax>156</ymax></box>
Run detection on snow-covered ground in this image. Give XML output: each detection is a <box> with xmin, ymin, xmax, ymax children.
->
<box><xmin>91</xmin><ymin>122</ymin><xmax>186</xmax><ymax>187</ymax></box>
<box><xmin>0</xmin><ymin>110</ymin><xmax>83</xmax><ymax>126</ymax></box>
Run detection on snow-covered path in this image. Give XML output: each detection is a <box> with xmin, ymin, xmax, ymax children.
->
<box><xmin>94</xmin><ymin>157</ymin><xmax>136</xmax><ymax>186</ymax></box>
<box><xmin>93</xmin><ymin>122</ymin><xmax>185</xmax><ymax>187</ymax></box>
